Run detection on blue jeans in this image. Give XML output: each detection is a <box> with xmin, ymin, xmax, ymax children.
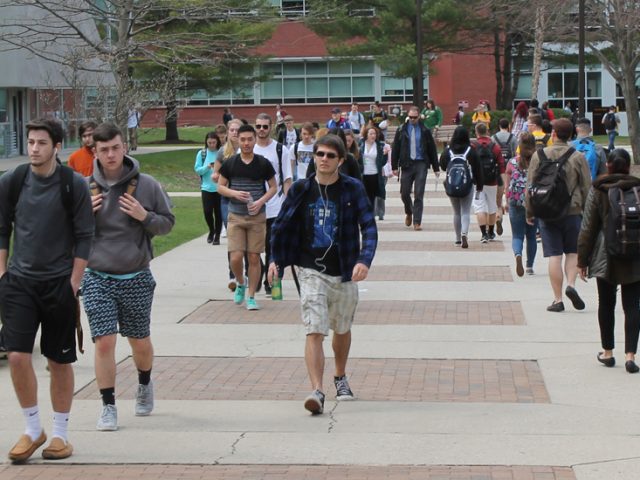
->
<box><xmin>221</xmin><ymin>197</ymin><xmax>229</xmax><ymax>228</ymax></box>
<box><xmin>607</xmin><ymin>130</ymin><xmax>617</xmax><ymax>151</ymax></box>
<box><xmin>508</xmin><ymin>202</ymin><xmax>538</xmax><ymax>268</ymax></box>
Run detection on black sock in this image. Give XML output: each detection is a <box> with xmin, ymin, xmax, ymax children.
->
<box><xmin>480</xmin><ymin>225</ymin><xmax>487</xmax><ymax>235</ymax></box>
<box><xmin>100</xmin><ymin>387</ymin><xmax>115</xmax><ymax>406</ymax></box>
<box><xmin>138</xmin><ymin>369</ymin><xmax>152</xmax><ymax>386</ymax></box>
<box><xmin>488</xmin><ymin>225</ymin><xmax>495</xmax><ymax>235</ymax></box>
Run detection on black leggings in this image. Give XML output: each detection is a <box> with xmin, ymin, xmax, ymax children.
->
<box><xmin>362</xmin><ymin>174</ymin><xmax>379</xmax><ymax>208</ymax></box>
<box><xmin>596</xmin><ymin>278</ymin><xmax>640</xmax><ymax>353</ymax></box>
<box><xmin>201</xmin><ymin>191</ymin><xmax>222</xmax><ymax>238</ymax></box>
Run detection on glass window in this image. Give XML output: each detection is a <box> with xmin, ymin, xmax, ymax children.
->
<box><xmin>262</xmin><ymin>63</ymin><xmax>282</xmax><ymax>76</ymax></box>
<box><xmin>0</xmin><ymin>89</ymin><xmax>7</xmax><ymax>123</ymax></box>
<box><xmin>307</xmin><ymin>78</ymin><xmax>327</xmax><ymax>97</ymax></box>
<box><xmin>329</xmin><ymin>78</ymin><xmax>351</xmax><ymax>97</ymax></box>
<box><xmin>548</xmin><ymin>73</ymin><xmax>563</xmax><ymax>98</ymax></box>
<box><xmin>564</xmin><ymin>72</ymin><xmax>579</xmax><ymax>98</ymax></box>
<box><xmin>306</xmin><ymin>62</ymin><xmax>327</xmax><ymax>75</ymax></box>
<box><xmin>586</xmin><ymin>72</ymin><xmax>601</xmax><ymax>97</ymax></box>
<box><xmin>516</xmin><ymin>75</ymin><xmax>532</xmax><ymax>99</ymax></box>
<box><xmin>329</xmin><ymin>62</ymin><xmax>351</xmax><ymax>75</ymax></box>
<box><xmin>352</xmin><ymin>61</ymin><xmax>374</xmax><ymax>74</ymax></box>
<box><xmin>353</xmin><ymin>77</ymin><xmax>373</xmax><ymax>96</ymax></box>
<box><xmin>283</xmin><ymin>78</ymin><xmax>305</xmax><ymax>98</ymax></box>
<box><xmin>261</xmin><ymin>79</ymin><xmax>282</xmax><ymax>99</ymax></box>
<box><xmin>382</xmin><ymin>77</ymin><xmax>405</xmax><ymax>95</ymax></box>
<box><xmin>283</xmin><ymin>63</ymin><xmax>305</xmax><ymax>76</ymax></box>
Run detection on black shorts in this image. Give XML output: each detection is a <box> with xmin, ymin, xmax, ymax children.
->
<box><xmin>0</xmin><ymin>272</ymin><xmax>78</xmax><ymax>363</ymax></box>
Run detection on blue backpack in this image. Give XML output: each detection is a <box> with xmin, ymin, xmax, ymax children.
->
<box><xmin>572</xmin><ymin>138</ymin><xmax>598</xmax><ymax>180</ymax></box>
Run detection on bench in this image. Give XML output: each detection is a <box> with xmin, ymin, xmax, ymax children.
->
<box><xmin>433</xmin><ymin>124</ymin><xmax>457</xmax><ymax>147</ymax></box>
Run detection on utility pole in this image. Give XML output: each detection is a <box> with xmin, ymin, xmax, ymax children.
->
<box><xmin>415</xmin><ymin>0</ymin><xmax>424</xmax><ymax>107</ymax></box>
<box><xmin>578</xmin><ymin>0</ymin><xmax>585</xmax><ymax>117</ymax></box>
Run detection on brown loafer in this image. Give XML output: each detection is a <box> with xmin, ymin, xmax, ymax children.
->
<box><xmin>8</xmin><ymin>430</ymin><xmax>46</xmax><ymax>462</ymax></box>
<box><xmin>42</xmin><ymin>437</ymin><xmax>73</xmax><ymax>460</ymax></box>
<box><xmin>413</xmin><ymin>224</ymin><xmax>422</xmax><ymax>231</ymax></box>
<box><xmin>405</xmin><ymin>214</ymin><xmax>412</xmax><ymax>227</ymax></box>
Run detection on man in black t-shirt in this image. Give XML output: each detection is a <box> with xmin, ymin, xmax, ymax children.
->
<box><xmin>217</xmin><ymin>125</ymin><xmax>277</xmax><ymax>311</ymax></box>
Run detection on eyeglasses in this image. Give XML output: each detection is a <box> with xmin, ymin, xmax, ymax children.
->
<box><xmin>314</xmin><ymin>151</ymin><xmax>338</xmax><ymax>159</ymax></box>
<box><xmin>255</xmin><ymin>124</ymin><xmax>270</xmax><ymax>130</ymax></box>
<box><xmin>408</xmin><ymin>116</ymin><xmax>419</xmax><ymax>120</ymax></box>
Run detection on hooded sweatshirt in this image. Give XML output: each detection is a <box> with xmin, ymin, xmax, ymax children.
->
<box><xmin>87</xmin><ymin>155</ymin><xmax>175</xmax><ymax>274</ymax></box>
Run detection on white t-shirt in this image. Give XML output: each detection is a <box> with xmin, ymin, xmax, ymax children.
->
<box><xmin>362</xmin><ymin>142</ymin><xmax>378</xmax><ymax>175</ymax></box>
<box><xmin>254</xmin><ymin>141</ymin><xmax>292</xmax><ymax>219</ymax></box>
<box><xmin>348</xmin><ymin>111</ymin><xmax>364</xmax><ymax>132</ymax></box>
<box><xmin>285</xmin><ymin>128</ymin><xmax>297</xmax><ymax>148</ymax></box>
<box><xmin>290</xmin><ymin>141</ymin><xmax>314</xmax><ymax>181</ymax></box>
<box><xmin>127</xmin><ymin>110</ymin><xmax>139</xmax><ymax>128</ymax></box>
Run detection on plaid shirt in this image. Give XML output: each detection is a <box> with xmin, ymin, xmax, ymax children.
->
<box><xmin>270</xmin><ymin>173</ymin><xmax>377</xmax><ymax>282</ymax></box>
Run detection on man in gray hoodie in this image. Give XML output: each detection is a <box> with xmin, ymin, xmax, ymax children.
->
<box><xmin>82</xmin><ymin>123</ymin><xmax>174</xmax><ymax>432</ymax></box>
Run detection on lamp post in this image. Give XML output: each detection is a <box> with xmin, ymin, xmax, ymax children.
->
<box><xmin>415</xmin><ymin>0</ymin><xmax>424</xmax><ymax>106</ymax></box>
<box><xmin>578</xmin><ymin>0</ymin><xmax>585</xmax><ymax>117</ymax></box>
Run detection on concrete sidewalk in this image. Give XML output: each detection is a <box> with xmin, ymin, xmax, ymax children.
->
<box><xmin>0</xmin><ymin>179</ymin><xmax>638</xmax><ymax>479</ymax></box>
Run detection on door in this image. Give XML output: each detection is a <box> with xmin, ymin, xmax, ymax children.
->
<box><xmin>12</xmin><ymin>90</ymin><xmax>25</xmax><ymax>155</ymax></box>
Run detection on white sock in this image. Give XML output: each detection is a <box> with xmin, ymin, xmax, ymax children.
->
<box><xmin>51</xmin><ymin>412</ymin><xmax>70</xmax><ymax>442</ymax></box>
<box><xmin>23</xmin><ymin>406</ymin><xmax>42</xmax><ymax>441</ymax></box>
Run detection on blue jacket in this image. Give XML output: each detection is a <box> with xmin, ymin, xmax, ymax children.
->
<box><xmin>270</xmin><ymin>173</ymin><xmax>378</xmax><ymax>282</ymax></box>
<box><xmin>194</xmin><ymin>149</ymin><xmax>218</xmax><ymax>192</ymax></box>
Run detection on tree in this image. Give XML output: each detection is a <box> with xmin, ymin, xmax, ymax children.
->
<box><xmin>306</xmin><ymin>0</ymin><xmax>473</xmax><ymax>106</ymax></box>
<box><xmin>586</xmin><ymin>0</ymin><xmax>640</xmax><ymax>164</ymax></box>
<box><xmin>0</xmin><ymin>0</ymin><xmax>276</xmax><ymax>140</ymax></box>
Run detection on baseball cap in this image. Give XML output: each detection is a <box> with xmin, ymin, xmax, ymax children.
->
<box><xmin>330</xmin><ymin>107</ymin><xmax>341</xmax><ymax>114</ymax></box>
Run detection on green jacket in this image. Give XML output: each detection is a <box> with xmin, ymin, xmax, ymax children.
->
<box><xmin>421</xmin><ymin>107</ymin><xmax>442</xmax><ymax>129</ymax></box>
<box><xmin>577</xmin><ymin>173</ymin><xmax>640</xmax><ymax>285</ymax></box>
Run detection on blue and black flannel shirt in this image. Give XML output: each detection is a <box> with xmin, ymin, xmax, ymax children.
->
<box><xmin>270</xmin><ymin>173</ymin><xmax>378</xmax><ymax>282</ymax></box>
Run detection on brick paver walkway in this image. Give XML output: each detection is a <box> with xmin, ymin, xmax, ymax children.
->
<box><xmin>377</xmin><ymin>240</ymin><xmax>505</xmax><ymax>251</ymax></box>
<box><xmin>366</xmin><ymin>265</ymin><xmax>512</xmax><ymax>282</ymax></box>
<box><xmin>182</xmin><ymin>300</ymin><xmax>525</xmax><ymax>326</ymax></box>
<box><xmin>75</xmin><ymin>357</ymin><xmax>549</xmax><ymax>403</ymax></box>
<box><xmin>0</xmin><ymin>465</ymin><xmax>576</xmax><ymax>480</ymax></box>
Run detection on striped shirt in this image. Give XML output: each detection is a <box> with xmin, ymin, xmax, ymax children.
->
<box><xmin>219</xmin><ymin>153</ymin><xmax>276</xmax><ymax>216</ymax></box>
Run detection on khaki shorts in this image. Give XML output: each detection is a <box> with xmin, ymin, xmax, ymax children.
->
<box><xmin>298</xmin><ymin>266</ymin><xmax>358</xmax><ymax>336</ymax></box>
<box><xmin>227</xmin><ymin>212</ymin><xmax>266</xmax><ymax>253</ymax></box>
<box><xmin>473</xmin><ymin>185</ymin><xmax>498</xmax><ymax>215</ymax></box>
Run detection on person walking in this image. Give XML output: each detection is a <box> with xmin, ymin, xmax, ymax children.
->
<box><xmin>511</xmin><ymin>101</ymin><xmax>529</xmax><ymax>140</ymax></box>
<box><xmin>602</xmin><ymin>105</ymin><xmax>620</xmax><ymax>152</ymax></box>
<box><xmin>577</xmin><ymin>148</ymin><xmax>640</xmax><ymax>372</ymax></box>
<box><xmin>0</xmin><ymin>118</ymin><xmax>94</xmax><ymax>461</ymax></box>
<box><xmin>267</xmin><ymin>134</ymin><xmax>378</xmax><ymax>414</ymax></box>
<box><xmin>68</xmin><ymin>120</ymin><xmax>97</xmax><ymax>177</ymax></box>
<box><xmin>391</xmin><ymin>105</ymin><xmax>439</xmax><ymax>231</ymax></box>
<box><xmin>359</xmin><ymin>126</ymin><xmax>389</xmax><ymax>208</ymax></box>
<box><xmin>439</xmin><ymin>126</ymin><xmax>484</xmax><ymax>248</ymax></box>
<box><xmin>421</xmin><ymin>99</ymin><xmax>443</xmax><ymax>132</ymax></box>
<box><xmin>526</xmin><ymin>118</ymin><xmax>592</xmax><ymax>312</ymax></box>
<box><xmin>127</xmin><ymin>107</ymin><xmax>140</xmax><ymax>151</ymax></box>
<box><xmin>195</xmin><ymin>132</ymin><xmax>222</xmax><ymax>245</ymax></box>
<box><xmin>217</xmin><ymin>125</ymin><xmax>277</xmax><ymax>311</ymax></box>
<box><xmin>505</xmin><ymin>133</ymin><xmax>538</xmax><ymax>276</ymax></box>
<box><xmin>84</xmin><ymin>123</ymin><xmax>175</xmax><ymax>432</ymax></box>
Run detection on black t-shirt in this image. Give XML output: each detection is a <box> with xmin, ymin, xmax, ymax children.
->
<box><xmin>219</xmin><ymin>154</ymin><xmax>275</xmax><ymax>215</ymax></box>
<box><xmin>298</xmin><ymin>179</ymin><xmax>342</xmax><ymax>276</ymax></box>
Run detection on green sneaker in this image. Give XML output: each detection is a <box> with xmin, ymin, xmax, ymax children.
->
<box><xmin>246</xmin><ymin>297</ymin><xmax>260</xmax><ymax>311</ymax></box>
<box><xmin>233</xmin><ymin>283</ymin><xmax>246</xmax><ymax>305</ymax></box>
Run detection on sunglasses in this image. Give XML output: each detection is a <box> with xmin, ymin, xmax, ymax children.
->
<box><xmin>314</xmin><ymin>151</ymin><xmax>338</xmax><ymax>159</ymax></box>
<box><xmin>408</xmin><ymin>116</ymin><xmax>419</xmax><ymax>120</ymax></box>
<box><xmin>255</xmin><ymin>124</ymin><xmax>270</xmax><ymax>130</ymax></box>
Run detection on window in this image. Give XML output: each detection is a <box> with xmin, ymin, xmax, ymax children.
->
<box><xmin>546</xmin><ymin>70</ymin><xmax>602</xmax><ymax>113</ymax></box>
<box><xmin>381</xmin><ymin>76</ymin><xmax>426</xmax><ymax>102</ymax></box>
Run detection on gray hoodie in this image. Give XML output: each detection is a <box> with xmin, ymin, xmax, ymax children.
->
<box><xmin>87</xmin><ymin>155</ymin><xmax>174</xmax><ymax>274</ymax></box>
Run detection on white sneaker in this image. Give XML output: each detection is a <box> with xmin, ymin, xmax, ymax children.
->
<box><xmin>135</xmin><ymin>382</ymin><xmax>154</xmax><ymax>416</ymax></box>
<box><xmin>221</xmin><ymin>226</ymin><xmax>227</xmax><ymax>238</ymax></box>
<box><xmin>96</xmin><ymin>404</ymin><xmax>118</xmax><ymax>431</ymax></box>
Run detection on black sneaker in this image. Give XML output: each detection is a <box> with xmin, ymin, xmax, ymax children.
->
<box><xmin>334</xmin><ymin>375</ymin><xmax>355</xmax><ymax>401</ymax></box>
<box><xmin>206</xmin><ymin>233</ymin><xmax>213</xmax><ymax>244</ymax></box>
<box><xmin>547</xmin><ymin>301</ymin><xmax>565</xmax><ymax>312</ymax></box>
<box><xmin>488</xmin><ymin>231</ymin><xmax>496</xmax><ymax>241</ymax></box>
<box><xmin>565</xmin><ymin>286</ymin><xmax>585</xmax><ymax>310</ymax></box>
<box><xmin>212</xmin><ymin>235</ymin><xmax>220</xmax><ymax>245</ymax></box>
<box><xmin>461</xmin><ymin>235</ymin><xmax>468</xmax><ymax>249</ymax></box>
<box><xmin>480</xmin><ymin>234</ymin><xmax>489</xmax><ymax>244</ymax></box>
<box><xmin>264</xmin><ymin>283</ymin><xmax>272</xmax><ymax>297</ymax></box>
<box><xmin>496</xmin><ymin>219</ymin><xmax>503</xmax><ymax>236</ymax></box>
<box><xmin>304</xmin><ymin>390</ymin><xmax>325</xmax><ymax>414</ymax></box>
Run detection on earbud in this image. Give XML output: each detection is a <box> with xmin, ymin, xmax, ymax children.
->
<box><xmin>54</xmin><ymin>148</ymin><xmax>58</xmax><ymax>155</ymax></box>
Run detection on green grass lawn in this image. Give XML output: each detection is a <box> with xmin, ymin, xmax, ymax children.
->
<box><xmin>138</xmin><ymin>127</ymin><xmax>210</xmax><ymax>145</ymax></box>
<box><xmin>152</xmin><ymin>196</ymin><xmax>208</xmax><ymax>257</ymax></box>
<box><xmin>136</xmin><ymin>149</ymin><xmax>201</xmax><ymax>192</ymax></box>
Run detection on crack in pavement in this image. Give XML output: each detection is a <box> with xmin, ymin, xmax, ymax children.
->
<box><xmin>327</xmin><ymin>402</ymin><xmax>339</xmax><ymax>433</ymax></box>
<box><xmin>214</xmin><ymin>431</ymin><xmax>247</xmax><ymax>464</ymax></box>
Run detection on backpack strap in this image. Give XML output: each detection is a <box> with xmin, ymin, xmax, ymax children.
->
<box><xmin>59</xmin><ymin>165</ymin><xmax>75</xmax><ymax>216</ymax></box>
<box><xmin>88</xmin><ymin>173</ymin><xmax>139</xmax><ymax>197</ymax></box>
<box><xmin>275</xmin><ymin>142</ymin><xmax>285</xmax><ymax>196</ymax></box>
<box><xmin>8</xmin><ymin>164</ymin><xmax>31</xmax><ymax>221</ymax></box>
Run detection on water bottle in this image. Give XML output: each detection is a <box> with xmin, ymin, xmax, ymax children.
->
<box><xmin>271</xmin><ymin>275</ymin><xmax>283</xmax><ymax>301</ymax></box>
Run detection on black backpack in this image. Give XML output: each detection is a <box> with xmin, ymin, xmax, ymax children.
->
<box><xmin>535</xmin><ymin>134</ymin><xmax>551</xmax><ymax>149</ymax></box>
<box><xmin>603</xmin><ymin>113</ymin><xmax>617</xmax><ymax>131</ymax></box>
<box><xmin>528</xmin><ymin>147</ymin><xmax>575</xmax><ymax>221</ymax></box>
<box><xmin>473</xmin><ymin>140</ymin><xmax>498</xmax><ymax>183</ymax></box>
<box><xmin>605</xmin><ymin>186</ymin><xmax>640</xmax><ymax>259</ymax></box>
<box><xmin>444</xmin><ymin>147</ymin><xmax>473</xmax><ymax>198</ymax></box>
<box><xmin>492</xmin><ymin>133</ymin><xmax>514</xmax><ymax>161</ymax></box>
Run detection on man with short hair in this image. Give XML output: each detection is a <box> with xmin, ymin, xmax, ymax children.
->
<box><xmin>602</xmin><ymin>105</ymin><xmax>620</xmax><ymax>152</ymax></box>
<box><xmin>370</xmin><ymin>102</ymin><xmax>388</xmax><ymax>139</ymax></box>
<box><xmin>527</xmin><ymin>114</ymin><xmax>552</xmax><ymax>148</ymax></box>
<box><xmin>526</xmin><ymin>118</ymin><xmax>592</xmax><ymax>312</ymax></box>
<box><xmin>391</xmin><ymin>105</ymin><xmax>439</xmax><ymax>231</ymax></box>
<box><xmin>276</xmin><ymin>114</ymin><xmax>300</xmax><ymax>148</ymax></box>
<box><xmin>492</xmin><ymin>118</ymin><xmax>517</xmax><ymax>236</ymax></box>
<box><xmin>326</xmin><ymin>107</ymin><xmax>352</xmax><ymax>130</ymax></box>
<box><xmin>127</xmin><ymin>107</ymin><xmax>140</xmax><ymax>151</ymax></box>
<box><xmin>0</xmin><ymin>118</ymin><xmax>94</xmax><ymax>461</ymax></box>
<box><xmin>473</xmin><ymin>122</ymin><xmax>505</xmax><ymax>242</ymax></box>
<box><xmin>290</xmin><ymin>122</ymin><xmax>316</xmax><ymax>181</ymax></box>
<box><xmin>254</xmin><ymin>113</ymin><xmax>293</xmax><ymax>296</ymax></box>
<box><xmin>268</xmin><ymin>134</ymin><xmax>377</xmax><ymax>414</ymax></box>
<box><xmin>573</xmin><ymin>118</ymin><xmax>607</xmax><ymax>181</ymax></box>
<box><xmin>68</xmin><ymin>120</ymin><xmax>97</xmax><ymax>177</ymax></box>
<box><xmin>83</xmin><ymin>122</ymin><xmax>175</xmax><ymax>432</ymax></box>
<box><xmin>347</xmin><ymin>103</ymin><xmax>365</xmax><ymax>134</ymax></box>
<box><xmin>217</xmin><ymin>125</ymin><xmax>277</xmax><ymax>311</ymax></box>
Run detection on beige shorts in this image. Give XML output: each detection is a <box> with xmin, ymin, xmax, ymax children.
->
<box><xmin>473</xmin><ymin>185</ymin><xmax>498</xmax><ymax>215</ymax></box>
<box><xmin>298</xmin><ymin>266</ymin><xmax>358</xmax><ymax>336</ymax></box>
<box><xmin>227</xmin><ymin>212</ymin><xmax>266</xmax><ymax>254</ymax></box>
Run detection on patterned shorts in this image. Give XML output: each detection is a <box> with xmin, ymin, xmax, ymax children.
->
<box><xmin>298</xmin><ymin>267</ymin><xmax>358</xmax><ymax>336</ymax></box>
<box><xmin>82</xmin><ymin>270</ymin><xmax>156</xmax><ymax>339</ymax></box>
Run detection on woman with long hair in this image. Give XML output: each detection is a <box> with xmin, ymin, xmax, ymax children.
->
<box><xmin>505</xmin><ymin>132</ymin><xmax>538</xmax><ymax>276</ymax></box>
<box><xmin>439</xmin><ymin>126</ymin><xmax>484</xmax><ymax>248</ymax></box>
<box><xmin>344</xmin><ymin>129</ymin><xmax>362</xmax><ymax>172</ymax></box>
<box><xmin>194</xmin><ymin>132</ymin><xmax>222</xmax><ymax>244</ymax></box>
<box><xmin>578</xmin><ymin>148</ymin><xmax>640</xmax><ymax>373</ymax></box>
<box><xmin>358</xmin><ymin>126</ymin><xmax>389</xmax><ymax>208</ymax></box>
<box><xmin>511</xmin><ymin>101</ymin><xmax>529</xmax><ymax>140</ymax></box>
